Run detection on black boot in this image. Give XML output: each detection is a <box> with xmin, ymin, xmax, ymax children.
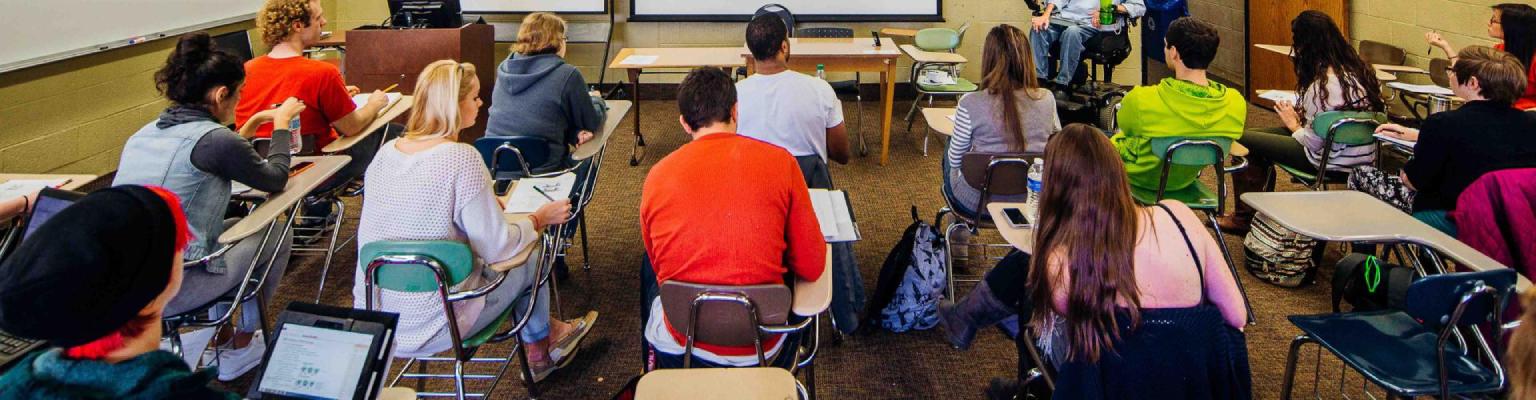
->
<box><xmin>937</xmin><ymin>280</ymin><xmax>1016</xmax><ymax>350</ymax></box>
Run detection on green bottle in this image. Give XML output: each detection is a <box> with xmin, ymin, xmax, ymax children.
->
<box><xmin>1100</xmin><ymin>0</ymin><xmax>1115</xmax><ymax>25</ymax></box>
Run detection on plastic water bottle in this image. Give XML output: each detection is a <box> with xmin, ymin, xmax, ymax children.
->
<box><xmin>1025</xmin><ymin>158</ymin><xmax>1045</xmax><ymax>224</ymax></box>
<box><xmin>816</xmin><ymin>64</ymin><xmax>826</xmax><ymax>80</ymax></box>
<box><xmin>286</xmin><ymin>115</ymin><xmax>303</xmax><ymax>154</ymax></box>
<box><xmin>1099</xmin><ymin>0</ymin><xmax>1116</xmax><ymax>25</ymax></box>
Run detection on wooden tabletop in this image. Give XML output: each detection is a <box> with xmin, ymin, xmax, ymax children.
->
<box><xmin>880</xmin><ymin>28</ymin><xmax>920</xmax><ymax>37</ymax></box>
<box><xmin>637</xmin><ymin>367</ymin><xmax>799</xmax><ymax>400</ymax></box>
<box><xmin>322</xmin><ymin>95</ymin><xmax>413</xmax><ymax>153</ymax></box>
<box><xmin>922</xmin><ymin>108</ymin><xmax>957</xmax><ymax>137</ymax></box>
<box><xmin>1254</xmin><ymin>44</ymin><xmax>1292</xmax><ymax>57</ymax></box>
<box><xmin>1231</xmin><ymin>142</ymin><xmax>1250</xmax><ymax>158</ymax></box>
<box><xmin>1241</xmin><ymin>191</ymin><xmax>1531</xmax><ymax>291</ymax></box>
<box><xmin>1374</xmin><ymin>64</ymin><xmax>1427</xmax><ymax>74</ymax></box>
<box><xmin>0</xmin><ymin>174</ymin><xmax>97</xmax><ymax>192</ymax></box>
<box><xmin>313</xmin><ymin>31</ymin><xmax>346</xmax><ymax>48</ymax></box>
<box><xmin>791</xmin><ymin>245</ymin><xmax>834</xmax><ymax>317</ymax></box>
<box><xmin>900</xmin><ymin>44</ymin><xmax>968</xmax><ymax>64</ymax></box>
<box><xmin>572</xmin><ymin>100</ymin><xmax>632</xmax><ymax>160</ymax></box>
<box><xmin>219</xmin><ymin>156</ymin><xmax>349</xmax><ymax>244</ymax></box>
<box><xmin>609</xmin><ymin>47</ymin><xmax>746</xmax><ymax>69</ymax></box>
<box><xmin>987</xmin><ymin>203</ymin><xmax>1034</xmax><ymax>254</ymax></box>
<box><xmin>741</xmin><ymin>38</ymin><xmax>902</xmax><ymax>58</ymax></box>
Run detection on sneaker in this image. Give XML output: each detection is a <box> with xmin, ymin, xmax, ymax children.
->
<box><xmin>216</xmin><ymin>331</ymin><xmax>265</xmax><ymax>381</ymax></box>
<box><xmin>550</xmin><ymin>311</ymin><xmax>598</xmax><ymax>365</ymax></box>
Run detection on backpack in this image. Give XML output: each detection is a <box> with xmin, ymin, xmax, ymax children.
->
<box><xmin>864</xmin><ymin>207</ymin><xmax>947</xmax><ymax>333</ymax></box>
<box><xmin>1331</xmin><ymin>253</ymin><xmax>1418</xmax><ymax>312</ymax></box>
<box><xmin>1242</xmin><ymin>212</ymin><xmax>1319</xmax><ymax>287</ymax></box>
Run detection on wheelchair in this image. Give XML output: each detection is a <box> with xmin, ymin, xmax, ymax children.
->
<box><xmin>1026</xmin><ymin>0</ymin><xmax>1136</xmax><ymax>131</ymax></box>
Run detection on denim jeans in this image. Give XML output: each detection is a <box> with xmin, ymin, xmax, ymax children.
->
<box><xmin>1031</xmin><ymin>22</ymin><xmax>1099</xmax><ymax>86</ymax></box>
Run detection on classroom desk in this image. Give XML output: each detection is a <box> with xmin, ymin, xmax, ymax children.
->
<box><xmin>572</xmin><ymin>100</ymin><xmax>633</xmax><ymax>160</ymax></box>
<box><xmin>900</xmin><ymin>44</ymin><xmax>969</xmax><ymax>64</ymax></box>
<box><xmin>322</xmin><ymin>95</ymin><xmax>413</xmax><ymax>153</ymax></box>
<box><xmin>314</xmin><ymin>31</ymin><xmax>347</xmax><ymax>48</ymax></box>
<box><xmin>793</xmin><ymin>245</ymin><xmax>835</xmax><ymax>317</ymax></box>
<box><xmin>636</xmin><ymin>368</ymin><xmax>799</xmax><ymax>400</ymax></box>
<box><xmin>219</xmin><ymin>156</ymin><xmax>349</xmax><ymax>244</ymax></box>
<box><xmin>743</xmin><ymin>38</ymin><xmax>903</xmax><ymax>164</ymax></box>
<box><xmin>610</xmin><ymin>47</ymin><xmax>746</xmax><ymax>166</ymax></box>
<box><xmin>880</xmin><ymin>28</ymin><xmax>920</xmax><ymax>38</ymax></box>
<box><xmin>988</xmin><ymin>202</ymin><xmax>1035</xmax><ymax>254</ymax></box>
<box><xmin>923</xmin><ymin>107</ymin><xmax>956</xmax><ymax>137</ymax></box>
<box><xmin>1255</xmin><ymin>44</ymin><xmax>1397</xmax><ymax>82</ymax></box>
<box><xmin>1241</xmin><ymin>191</ymin><xmax>1531</xmax><ymax>291</ymax></box>
<box><xmin>0</xmin><ymin>174</ymin><xmax>97</xmax><ymax>192</ymax></box>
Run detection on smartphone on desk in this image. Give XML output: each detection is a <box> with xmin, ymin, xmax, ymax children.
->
<box><xmin>288</xmin><ymin>161</ymin><xmax>314</xmax><ymax>178</ymax></box>
<box><xmin>1002</xmin><ymin>207</ymin><xmax>1031</xmax><ymax>228</ymax></box>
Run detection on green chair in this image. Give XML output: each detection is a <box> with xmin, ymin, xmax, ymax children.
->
<box><xmin>903</xmin><ymin>24</ymin><xmax>978</xmax><ymax>134</ymax></box>
<box><xmin>361</xmin><ymin>240</ymin><xmax>546</xmax><ymax>399</ymax></box>
<box><xmin>1130</xmin><ymin>137</ymin><xmax>1254</xmax><ymax>324</ymax></box>
<box><xmin>1277</xmin><ymin>111</ymin><xmax>1387</xmax><ymax>190</ymax></box>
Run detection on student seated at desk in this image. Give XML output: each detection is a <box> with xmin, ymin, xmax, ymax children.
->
<box><xmin>236</xmin><ymin>0</ymin><xmax>393</xmax><ymax>218</ymax></box>
<box><xmin>737</xmin><ymin>13</ymin><xmax>852</xmax><ymax>186</ymax></box>
<box><xmin>354</xmin><ymin>61</ymin><xmax>596</xmax><ymax>381</ymax></box>
<box><xmin>1348</xmin><ymin>46</ymin><xmax>1536</xmax><ymax>235</ymax></box>
<box><xmin>487</xmin><ymin>12</ymin><xmax>606</xmax><ymax>171</ymax></box>
<box><xmin>944</xmin><ymin>24</ymin><xmax>1060</xmax><ymax>218</ymax></box>
<box><xmin>941</xmin><ymin>124</ymin><xmax>1249</xmax><ymax>397</ymax></box>
<box><xmin>0</xmin><ymin>186</ymin><xmax>237</xmax><ymax>399</ymax></box>
<box><xmin>1028</xmin><ymin>0</ymin><xmax>1145</xmax><ymax>91</ymax></box>
<box><xmin>1222</xmin><ymin>11</ymin><xmax>1384</xmax><ymax>233</ymax></box>
<box><xmin>112</xmin><ymin>32</ymin><xmax>302</xmax><ymax>381</ymax></box>
<box><xmin>639</xmin><ymin>68</ymin><xmax>826</xmax><ymax>369</ymax></box>
<box><xmin>1427</xmin><ymin>3</ymin><xmax>1536</xmax><ymax>110</ymax></box>
<box><xmin>1111</xmin><ymin>17</ymin><xmax>1244</xmax><ymax>194</ymax></box>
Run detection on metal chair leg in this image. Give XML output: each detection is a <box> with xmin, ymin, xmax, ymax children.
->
<box><xmin>314</xmin><ymin>198</ymin><xmax>345</xmax><ymax>302</ymax></box>
<box><xmin>1207</xmin><ymin>211</ymin><xmax>1256</xmax><ymax>325</ymax></box>
<box><xmin>453</xmin><ymin>360</ymin><xmax>468</xmax><ymax>400</ymax></box>
<box><xmin>855</xmin><ymin>94</ymin><xmax>868</xmax><ymax>157</ymax></box>
<box><xmin>1280</xmin><ymin>334</ymin><xmax>1315</xmax><ymax>400</ymax></box>
<box><xmin>579</xmin><ymin>212</ymin><xmax>591</xmax><ymax>271</ymax></box>
<box><xmin>904</xmin><ymin>94</ymin><xmax>925</xmax><ymax>132</ymax></box>
<box><xmin>942</xmin><ymin>220</ymin><xmax>964</xmax><ymax>300</ymax></box>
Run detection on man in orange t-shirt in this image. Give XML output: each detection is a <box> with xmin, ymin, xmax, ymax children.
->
<box><xmin>638</xmin><ymin>68</ymin><xmax>827</xmax><ymax>369</ymax></box>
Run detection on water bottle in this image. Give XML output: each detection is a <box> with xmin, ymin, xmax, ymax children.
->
<box><xmin>816</xmin><ymin>64</ymin><xmax>826</xmax><ymax>80</ymax></box>
<box><xmin>1025</xmin><ymin>158</ymin><xmax>1045</xmax><ymax>224</ymax></box>
<box><xmin>286</xmin><ymin>114</ymin><xmax>303</xmax><ymax>154</ymax></box>
<box><xmin>1099</xmin><ymin>0</ymin><xmax>1115</xmax><ymax>25</ymax></box>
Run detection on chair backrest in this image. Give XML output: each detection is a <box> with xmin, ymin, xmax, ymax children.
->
<box><xmin>1150</xmin><ymin>137</ymin><xmax>1230</xmax><ymax>167</ymax></box>
<box><xmin>1429</xmin><ymin>58</ymin><xmax>1452</xmax><ymax>88</ymax></box>
<box><xmin>754</xmin><ymin>4</ymin><xmax>795</xmax><ymax>36</ymax></box>
<box><xmin>1311</xmin><ymin>111</ymin><xmax>1386</xmax><ymax>146</ymax></box>
<box><xmin>473</xmin><ymin>136</ymin><xmax>554</xmax><ymax>180</ymax></box>
<box><xmin>660</xmin><ymin>281</ymin><xmax>792</xmax><ymax>348</ymax></box>
<box><xmin>1405</xmin><ymin>269</ymin><xmax>1518</xmax><ymax>332</ymax></box>
<box><xmin>359</xmin><ymin>240</ymin><xmax>475</xmax><ymax>293</ymax></box>
<box><xmin>796</xmin><ymin>27</ymin><xmax>852</xmax><ymax>38</ymax></box>
<box><xmin>960</xmin><ymin>152</ymin><xmax>1036</xmax><ymax>196</ymax></box>
<box><xmin>1358</xmin><ymin>40</ymin><xmax>1406</xmax><ymax>66</ymax></box>
<box><xmin>915</xmin><ymin>28</ymin><xmax>961</xmax><ymax>52</ymax></box>
<box><xmin>956</xmin><ymin>22</ymin><xmax>972</xmax><ymax>44</ymax></box>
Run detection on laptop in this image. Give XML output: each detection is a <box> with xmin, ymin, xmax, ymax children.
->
<box><xmin>0</xmin><ymin>187</ymin><xmax>85</xmax><ymax>372</ymax></box>
<box><xmin>255</xmin><ymin>302</ymin><xmax>398</xmax><ymax>400</ymax></box>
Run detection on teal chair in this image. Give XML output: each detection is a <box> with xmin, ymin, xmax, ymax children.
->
<box><xmin>903</xmin><ymin>24</ymin><xmax>977</xmax><ymax>134</ymax></box>
<box><xmin>1278</xmin><ymin>111</ymin><xmax>1387</xmax><ymax>190</ymax></box>
<box><xmin>361</xmin><ymin>240</ymin><xmax>545</xmax><ymax>399</ymax></box>
<box><xmin>1130</xmin><ymin>137</ymin><xmax>1254</xmax><ymax>324</ymax></box>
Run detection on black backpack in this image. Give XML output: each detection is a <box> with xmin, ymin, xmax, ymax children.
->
<box><xmin>1331</xmin><ymin>253</ymin><xmax>1419</xmax><ymax>313</ymax></box>
<box><xmin>862</xmin><ymin>206</ymin><xmax>945</xmax><ymax>333</ymax></box>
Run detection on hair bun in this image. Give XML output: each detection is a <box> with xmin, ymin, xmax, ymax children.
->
<box><xmin>175</xmin><ymin>32</ymin><xmax>216</xmax><ymax>60</ymax></box>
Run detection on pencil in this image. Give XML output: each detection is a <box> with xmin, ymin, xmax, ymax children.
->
<box><xmin>532</xmin><ymin>186</ymin><xmax>556</xmax><ymax>201</ymax></box>
<box><xmin>382</xmin><ymin>83</ymin><xmax>399</xmax><ymax>93</ymax></box>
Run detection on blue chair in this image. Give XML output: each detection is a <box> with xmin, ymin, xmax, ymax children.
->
<box><xmin>1280</xmin><ymin>269</ymin><xmax>1518</xmax><ymax>399</ymax></box>
<box><xmin>361</xmin><ymin>240</ymin><xmax>548</xmax><ymax>399</ymax></box>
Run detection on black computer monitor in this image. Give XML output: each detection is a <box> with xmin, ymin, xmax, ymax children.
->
<box><xmin>212</xmin><ymin>30</ymin><xmax>254</xmax><ymax>63</ymax></box>
<box><xmin>388</xmin><ymin>0</ymin><xmax>463</xmax><ymax>29</ymax></box>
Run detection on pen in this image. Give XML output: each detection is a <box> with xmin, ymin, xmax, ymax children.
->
<box><xmin>532</xmin><ymin>186</ymin><xmax>556</xmax><ymax>201</ymax></box>
<box><xmin>1428</xmin><ymin>31</ymin><xmax>1435</xmax><ymax>55</ymax></box>
<box><xmin>55</xmin><ymin>179</ymin><xmax>71</xmax><ymax>189</ymax></box>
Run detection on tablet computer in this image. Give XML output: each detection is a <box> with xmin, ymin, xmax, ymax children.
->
<box><xmin>256</xmin><ymin>302</ymin><xmax>398</xmax><ymax>400</ymax></box>
<box><xmin>22</xmin><ymin>188</ymin><xmax>86</xmax><ymax>239</ymax></box>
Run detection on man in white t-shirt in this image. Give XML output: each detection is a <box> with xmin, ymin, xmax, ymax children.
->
<box><xmin>736</xmin><ymin>13</ymin><xmax>852</xmax><ymax>175</ymax></box>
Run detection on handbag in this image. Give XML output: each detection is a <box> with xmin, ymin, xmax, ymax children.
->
<box><xmin>1242</xmin><ymin>212</ymin><xmax>1318</xmax><ymax>287</ymax></box>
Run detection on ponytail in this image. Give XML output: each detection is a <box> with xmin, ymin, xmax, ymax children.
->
<box><xmin>155</xmin><ymin>32</ymin><xmax>246</xmax><ymax>109</ymax></box>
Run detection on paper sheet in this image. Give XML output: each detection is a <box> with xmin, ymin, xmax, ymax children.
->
<box><xmin>1374</xmin><ymin>133</ymin><xmax>1416</xmax><ymax>149</ymax></box>
<box><xmin>1257</xmin><ymin>90</ymin><xmax>1298</xmax><ymax>104</ymax></box>
<box><xmin>807</xmin><ymin>189</ymin><xmax>859</xmax><ymax>242</ymax></box>
<box><xmin>619</xmin><ymin>55</ymin><xmax>659</xmax><ymax>65</ymax></box>
<box><xmin>351</xmin><ymin>92</ymin><xmax>403</xmax><ymax>110</ymax></box>
<box><xmin>0</xmin><ymin>179</ymin><xmax>65</xmax><ymax>201</ymax></box>
<box><xmin>1387</xmin><ymin>82</ymin><xmax>1455</xmax><ymax>96</ymax></box>
<box><xmin>503</xmin><ymin>173</ymin><xmax>578</xmax><ymax>214</ymax></box>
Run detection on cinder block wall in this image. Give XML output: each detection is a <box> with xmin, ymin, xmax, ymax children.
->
<box><xmin>1351</xmin><ymin>0</ymin><xmax>1502</xmax><ymax>85</ymax></box>
<box><xmin>1189</xmin><ymin>0</ymin><xmax>1247</xmax><ymax>84</ymax></box>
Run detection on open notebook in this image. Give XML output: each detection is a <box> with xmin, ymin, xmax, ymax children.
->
<box><xmin>808</xmin><ymin>189</ymin><xmax>860</xmax><ymax>243</ymax></box>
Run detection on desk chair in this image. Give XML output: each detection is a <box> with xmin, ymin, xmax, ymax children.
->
<box><xmin>1278</xmin><ymin>111</ymin><xmax>1386</xmax><ymax>191</ymax></box>
<box><xmin>656</xmin><ymin>281</ymin><xmax>825</xmax><ymax>399</ymax></box>
<box><xmin>939</xmin><ymin>153</ymin><xmax>1035</xmax><ymax>300</ymax></box>
<box><xmin>903</xmin><ymin>25</ymin><xmax>977</xmax><ymax>133</ymax></box>
<box><xmin>1280</xmin><ymin>269</ymin><xmax>1516</xmax><ymax>399</ymax></box>
<box><xmin>797</xmin><ymin>27</ymin><xmax>869</xmax><ymax>157</ymax></box>
<box><xmin>250</xmin><ymin>137</ymin><xmax>351</xmax><ymax>302</ymax></box>
<box><xmin>474</xmin><ymin>135</ymin><xmax>595</xmax><ymax>270</ymax></box>
<box><xmin>1129</xmin><ymin>137</ymin><xmax>1254</xmax><ymax>323</ymax></box>
<box><xmin>1358</xmin><ymin>41</ymin><xmax>1415</xmax><ymax>122</ymax></box>
<box><xmin>163</xmin><ymin>209</ymin><xmax>294</xmax><ymax>364</ymax></box>
<box><xmin>361</xmin><ymin>240</ymin><xmax>549</xmax><ymax>400</ymax></box>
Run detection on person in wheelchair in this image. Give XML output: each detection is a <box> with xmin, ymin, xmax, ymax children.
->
<box><xmin>1029</xmin><ymin>0</ymin><xmax>1146</xmax><ymax>93</ymax></box>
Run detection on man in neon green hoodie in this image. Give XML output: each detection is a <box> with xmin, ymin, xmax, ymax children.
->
<box><xmin>1113</xmin><ymin>17</ymin><xmax>1246</xmax><ymax>192</ymax></box>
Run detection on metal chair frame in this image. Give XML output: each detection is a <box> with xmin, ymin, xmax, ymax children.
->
<box><xmin>482</xmin><ymin>136</ymin><xmax>594</xmax><ymax>319</ymax></box>
<box><xmin>1146</xmin><ymin>139</ymin><xmax>1255</xmax><ymax>323</ymax></box>
<box><xmin>903</xmin><ymin>23</ymin><xmax>974</xmax><ymax>139</ymax></box>
<box><xmin>672</xmin><ymin>288</ymin><xmax>824</xmax><ymax>400</ymax></box>
<box><xmin>942</xmin><ymin>155</ymin><xmax>1034</xmax><ymax>300</ymax></box>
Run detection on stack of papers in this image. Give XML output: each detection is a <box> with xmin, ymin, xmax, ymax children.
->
<box><xmin>919</xmin><ymin>72</ymin><xmax>958</xmax><ymax>86</ymax></box>
<box><xmin>808</xmin><ymin>189</ymin><xmax>859</xmax><ymax>242</ymax></box>
<box><xmin>0</xmin><ymin>179</ymin><xmax>66</xmax><ymax>200</ymax></box>
<box><xmin>1374</xmin><ymin>133</ymin><xmax>1416</xmax><ymax>150</ymax></box>
<box><xmin>1387</xmin><ymin>82</ymin><xmax>1455</xmax><ymax>96</ymax></box>
<box><xmin>351</xmin><ymin>92</ymin><xmax>404</xmax><ymax>110</ymax></box>
<box><xmin>502</xmin><ymin>173</ymin><xmax>577</xmax><ymax>214</ymax></box>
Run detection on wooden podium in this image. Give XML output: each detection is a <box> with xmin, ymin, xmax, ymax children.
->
<box><xmin>344</xmin><ymin>24</ymin><xmax>496</xmax><ymax>142</ymax></box>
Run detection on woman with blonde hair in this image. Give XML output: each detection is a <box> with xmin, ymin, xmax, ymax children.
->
<box><xmin>487</xmin><ymin>12</ymin><xmax>605</xmax><ymax>171</ymax></box>
<box><xmin>354</xmin><ymin>60</ymin><xmax>598</xmax><ymax>381</ymax></box>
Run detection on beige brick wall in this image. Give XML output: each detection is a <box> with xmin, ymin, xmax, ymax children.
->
<box><xmin>1189</xmin><ymin>0</ymin><xmax>1247</xmax><ymax>83</ymax></box>
<box><xmin>1351</xmin><ymin>0</ymin><xmax>1502</xmax><ymax>85</ymax></box>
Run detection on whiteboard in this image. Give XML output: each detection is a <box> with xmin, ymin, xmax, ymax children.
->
<box><xmin>461</xmin><ymin>0</ymin><xmax>608</xmax><ymax>14</ymax></box>
<box><xmin>0</xmin><ymin>0</ymin><xmax>260</xmax><ymax>73</ymax></box>
<box><xmin>630</xmin><ymin>0</ymin><xmax>941</xmax><ymax>22</ymax></box>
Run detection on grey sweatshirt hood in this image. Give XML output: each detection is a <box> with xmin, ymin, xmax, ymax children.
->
<box><xmin>496</xmin><ymin>53</ymin><xmax>566</xmax><ymax>95</ymax></box>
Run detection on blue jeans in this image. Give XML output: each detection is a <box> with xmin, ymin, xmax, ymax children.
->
<box><xmin>1031</xmin><ymin>22</ymin><xmax>1099</xmax><ymax>86</ymax></box>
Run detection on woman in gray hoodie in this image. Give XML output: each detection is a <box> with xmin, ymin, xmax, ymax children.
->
<box><xmin>487</xmin><ymin>12</ymin><xmax>606</xmax><ymax>172</ymax></box>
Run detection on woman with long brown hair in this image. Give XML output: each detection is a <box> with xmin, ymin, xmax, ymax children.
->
<box><xmin>1508</xmin><ymin>291</ymin><xmax>1536</xmax><ymax>399</ymax></box>
<box><xmin>943</xmin><ymin>23</ymin><xmax>1061</xmax><ymax>218</ymax></box>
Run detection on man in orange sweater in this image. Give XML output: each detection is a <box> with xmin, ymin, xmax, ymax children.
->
<box><xmin>639</xmin><ymin>67</ymin><xmax>827</xmax><ymax>369</ymax></box>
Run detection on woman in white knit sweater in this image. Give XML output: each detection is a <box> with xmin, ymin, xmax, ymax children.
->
<box><xmin>353</xmin><ymin>60</ymin><xmax>598</xmax><ymax>381</ymax></box>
